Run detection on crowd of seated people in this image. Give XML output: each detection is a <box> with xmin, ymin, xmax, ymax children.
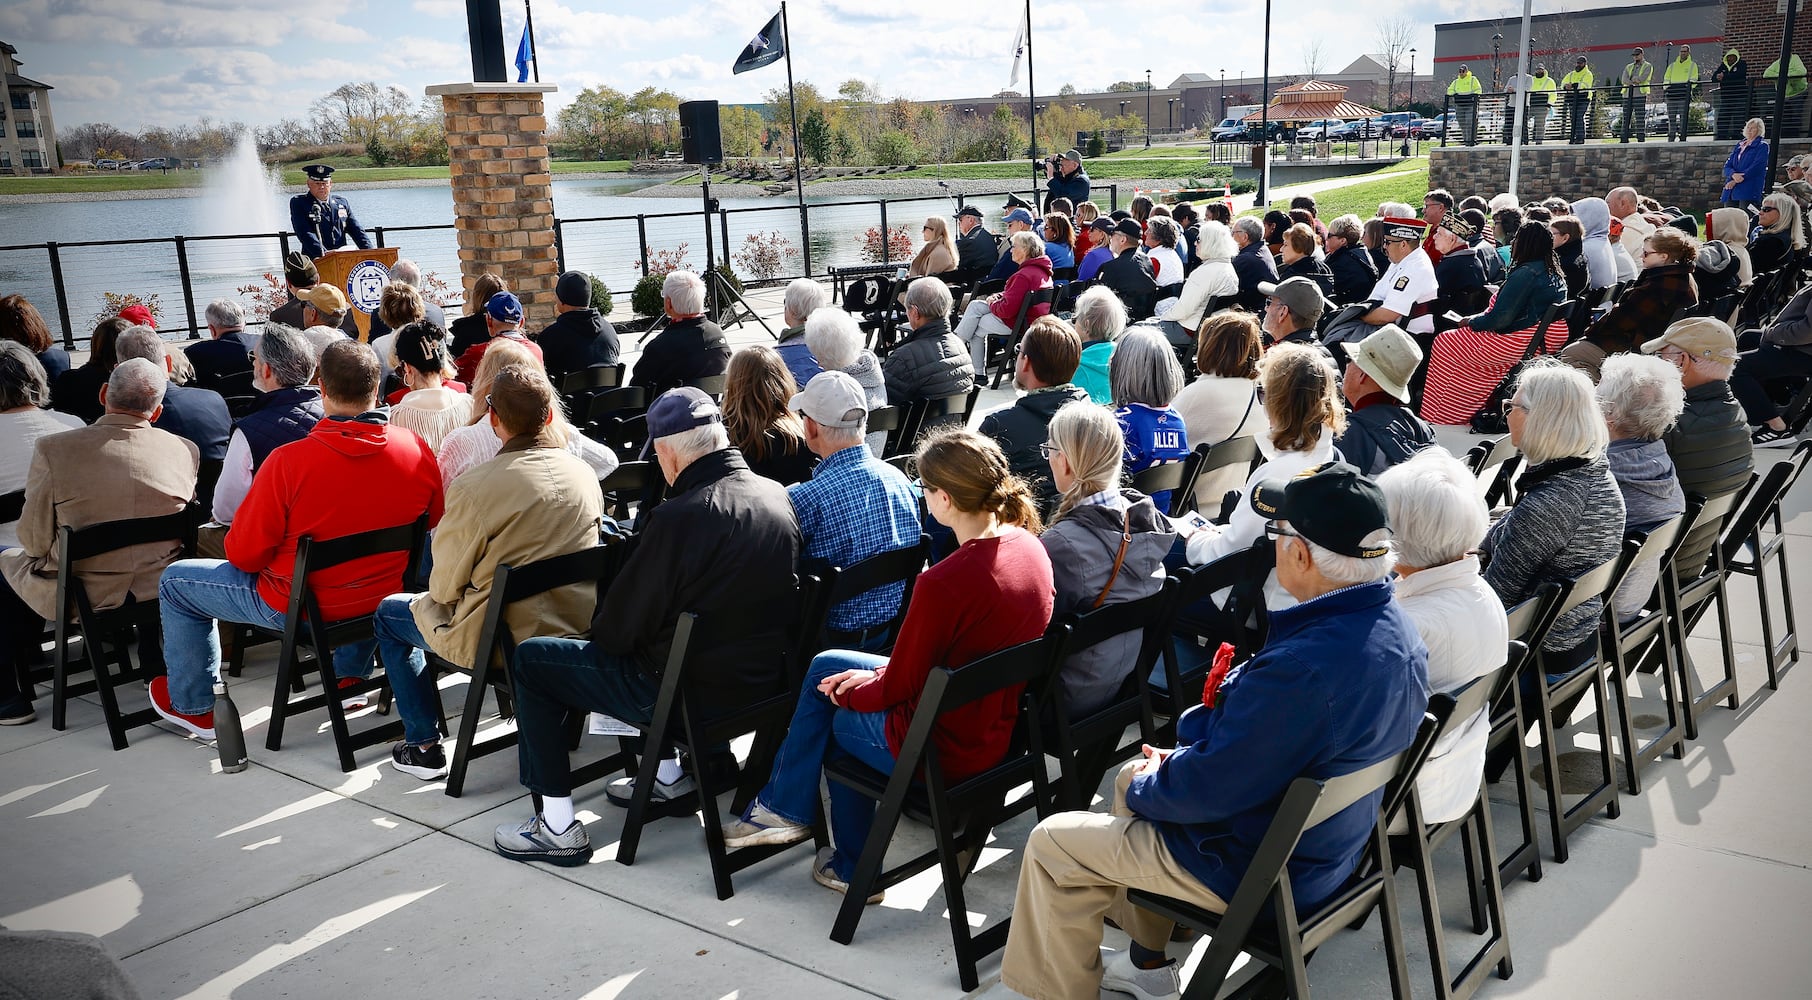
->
<box><xmin>4</xmin><ymin>159</ymin><xmax>1808</xmax><ymax>1000</ymax></box>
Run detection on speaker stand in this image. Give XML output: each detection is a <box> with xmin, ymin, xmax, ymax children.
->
<box><xmin>636</xmin><ymin>166</ymin><xmax>777</xmax><ymax>345</ymax></box>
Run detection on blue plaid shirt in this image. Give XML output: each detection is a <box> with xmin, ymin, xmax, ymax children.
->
<box><xmin>788</xmin><ymin>443</ymin><xmax>923</xmax><ymax>631</ymax></box>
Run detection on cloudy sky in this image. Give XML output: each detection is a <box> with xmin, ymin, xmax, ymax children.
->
<box><xmin>2</xmin><ymin>0</ymin><xmax>1620</xmax><ymax>132</ymax></box>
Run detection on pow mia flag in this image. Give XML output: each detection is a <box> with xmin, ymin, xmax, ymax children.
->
<box><xmin>733</xmin><ymin>10</ymin><xmax>786</xmax><ymax>74</ymax></box>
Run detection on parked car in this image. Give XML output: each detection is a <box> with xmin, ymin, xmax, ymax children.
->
<box><xmin>138</xmin><ymin>157</ymin><xmax>172</xmax><ymax>170</ymax></box>
<box><xmin>94</xmin><ymin>158</ymin><xmax>119</xmax><ymax>170</ymax></box>
<box><xmin>1328</xmin><ymin>120</ymin><xmax>1381</xmax><ymax>139</ymax></box>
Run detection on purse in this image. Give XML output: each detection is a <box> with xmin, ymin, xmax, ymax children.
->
<box><xmin>1091</xmin><ymin>508</ymin><xmax>1134</xmax><ymax>609</ymax></box>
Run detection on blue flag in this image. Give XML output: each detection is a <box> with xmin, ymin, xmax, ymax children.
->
<box><xmin>515</xmin><ymin>26</ymin><xmax>533</xmax><ymax>83</ymax></box>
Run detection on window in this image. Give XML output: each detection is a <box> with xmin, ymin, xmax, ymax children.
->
<box><xmin>0</xmin><ymin>150</ymin><xmax>11</xmax><ymax>168</ymax></box>
<box><xmin>22</xmin><ymin>150</ymin><xmax>44</xmax><ymax>169</ymax></box>
<box><xmin>15</xmin><ymin>121</ymin><xmax>35</xmax><ymax>138</ymax></box>
<box><xmin>9</xmin><ymin>92</ymin><xmax>30</xmax><ymax>111</ymax></box>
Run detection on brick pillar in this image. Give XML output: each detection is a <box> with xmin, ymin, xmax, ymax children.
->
<box><xmin>426</xmin><ymin>82</ymin><xmax>559</xmax><ymax>323</ymax></box>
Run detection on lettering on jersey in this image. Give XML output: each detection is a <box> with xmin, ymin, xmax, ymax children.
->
<box><xmin>1153</xmin><ymin>430</ymin><xmax>1182</xmax><ymax>451</ymax></box>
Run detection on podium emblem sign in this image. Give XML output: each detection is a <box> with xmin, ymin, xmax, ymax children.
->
<box><xmin>347</xmin><ymin>260</ymin><xmax>391</xmax><ymax>314</ymax></box>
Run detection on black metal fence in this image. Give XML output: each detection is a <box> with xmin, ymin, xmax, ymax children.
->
<box><xmin>1439</xmin><ymin>80</ymin><xmax>1809</xmax><ymax>147</ymax></box>
<box><xmin>4</xmin><ymin>184</ymin><xmax>1119</xmax><ymax>351</ymax></box>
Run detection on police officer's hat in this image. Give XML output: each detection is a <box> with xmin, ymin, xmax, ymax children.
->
<box><xmin>304</xmin><ymin>164</ymin><xmax>335</xmax><ymax>182</ymax></box>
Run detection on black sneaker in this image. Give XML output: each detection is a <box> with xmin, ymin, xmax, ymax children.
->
<box><xmin>391</xmin><ymin>741</ymin><xmax>449</xmax><ymax>780</ymax></box>
<box><xmin>0</xmin><ymin>696</ymin><xmax>35</xmax><ymax>726</ymax></box>
<box><xmin>1752</xmin><ymin>425</ymin><xmax>1797</xmax><ymax>447</ymax></box>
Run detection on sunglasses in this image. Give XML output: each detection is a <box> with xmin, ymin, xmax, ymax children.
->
<box><xmin>1760</xmin><ymin>207</ymin><xmax>1780</xmax><ymax>214</ymax></box>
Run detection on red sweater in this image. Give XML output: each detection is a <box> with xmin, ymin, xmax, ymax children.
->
<box><xmin>991</xmin><ymin>254</ymin><xmax>1055</xmax><ymax>326</ymax></box>
<box><xmin>842</xmin><ymin>528</ymin><xmax>1054</xmax><ymax>780</ymax></box>
<box><xmin>454</xmin><ymin>333</ymin><xmax>543</xmax><ymax>386</ymax></box>
<box><xmin>226</xmin><ymin>416</ymin><xmax>444</xmax><ymax>621</ymax></box>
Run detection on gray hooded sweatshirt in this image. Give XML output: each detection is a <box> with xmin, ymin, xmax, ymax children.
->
<box><xmin>1573</xmin><ymin>197</ymin><xmax>1620</xmax><ymax>290</ymax></box>
<box><xmin>1608</xmin><ymin>437</ymin><xmax>1686</xmax><ymax>620</ymax></box>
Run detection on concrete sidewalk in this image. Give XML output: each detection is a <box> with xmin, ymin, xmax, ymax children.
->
<box><xmin>6</xmin><ymin>289</ymin><xmax>1810</xmax><ymax>999</ymax></box>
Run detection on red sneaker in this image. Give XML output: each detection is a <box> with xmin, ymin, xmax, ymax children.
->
<box><xmin>149</xmin><ymin>676</ymin><xmax>216</xmax><ymax>740</ymax></box>
<box><xmin>337</xmin><ymin>677</ymin><xmax>369</xmax><ymax>711</ymax></box>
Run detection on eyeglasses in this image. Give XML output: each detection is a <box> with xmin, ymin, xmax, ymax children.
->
<box><xmin>1263</xmin><ymin>522</ymin><xmax>1304</xmax><ymax>542</ymax></box>
<box><xmin>1500</xmin><ymin>399</ymin><xmax>1530</xmax><ymax>416</ymax></box>
<box><xmin>484</xmin><ymin>393</ymin><xmax>495</xmax><ymax>412</ymax></box>
<box><xmin>1038</xmin><ymin>442</ymin><xmax>1061</xmax><ymax>460</ymax></box>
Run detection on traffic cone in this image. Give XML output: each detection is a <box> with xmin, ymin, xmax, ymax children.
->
<box><xmin>1223</xmin><ymin>184</ymin><xmax>1234</xmax><ymax>213</ymax></box>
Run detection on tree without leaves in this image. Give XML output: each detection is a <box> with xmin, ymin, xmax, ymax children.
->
<box><xmin>1375</xmin><ymin>15</ymin><xmax>1415</xmax><ymax>109</ymax></box>
<box><xmin>1302</xmin><ymin>38</ymin><xmax>1330</xmax><ymax>78</ymax></box>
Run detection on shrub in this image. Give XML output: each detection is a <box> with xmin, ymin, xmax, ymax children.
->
<box><xmin>1086</xmin><ymin>133</ymin><xmax>1107</xmax><ymax>158</ymax></box>
<box><xmin>857</xmin><ymin>224</ymin><xmax>914</xmax><ymax>264</ymax></box>
<box><xmin>588</xmin><ymin>273</ymin><xmax>613</xmax><ymax>316</ymax></box>
<box><xmin>639</xmin><ymin>243</ymin><xmax>693</xmax><ymax>277</ymax></box>
<box><xmin>235</xmin><ymin>273</ymin><xmax>289</xmax><ymax>323</ymax></box>
<box><xmin>632</xmin><ymin>273</ymin><xmax>667</xmax><ymax>318</ymax></box>
<box><xmin>92</xmin><ymin>291</ymin><xmax>163</xmax><ymax>331</ymax></box>
<box><xmin>733</xmin><ymin>230</ymin><xmax>801</xmax><ymax>282</ymax></box>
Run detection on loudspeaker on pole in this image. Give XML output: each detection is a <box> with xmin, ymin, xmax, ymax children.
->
<box><xmin>679</xmin><ymin>100</ymin><xmax>725</xmax><ymax>165</ymax></box>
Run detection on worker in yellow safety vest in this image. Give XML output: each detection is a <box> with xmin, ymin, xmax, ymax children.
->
<box><xmin>1663</xmin><ymin>45</ymin><xmax>1700</xmax><ymax>142</ymax></box>
<box><xmin>1561</xmin><ymin>56</ymin><xmax>1595</xmax><ymax>143</ymax></box>
<box><xmin>1619</xmin><ymin>48</ymin><xmax>1656</xmax><ymax>142</ymax></box>
<box><xmin>1447</xmin><ymin>65</ymin><xmax>1484</xmax><ymax>146</ymax></box>
<box><xmin>1527</xmin><ymin>64</ymin><xmax>1558</xmax><ymax>143</ymax></box>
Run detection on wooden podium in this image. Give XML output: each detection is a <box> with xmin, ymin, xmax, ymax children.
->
<box><xmin>316</xmin><ymin>247</ymin><xmax>399</xmax><ymax>342</ymax></box>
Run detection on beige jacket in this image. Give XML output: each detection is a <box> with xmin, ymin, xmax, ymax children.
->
<box><xmin>410</xmin><ymin>432</ymin><xmax>605</xmax><ymax>669</ymax></box>
<box><xmin>0</xmin><ymin>413</ymin><xmax>199</xmax><ymax>620</ymax></box>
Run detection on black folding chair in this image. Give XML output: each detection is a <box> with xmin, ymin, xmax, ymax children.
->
<box><xmin>1651</xmin><ymin>488</ymin><xmax>1746</xmax><ymax>740</ymax></box>
<box><xmin>1719</xmin><ymin>440</ymin><xmax>1811</xmax><ymax>692</ymax></box>
<box><xmin>987</xmin><ymin>286</ymin><xmax>1059</xmax><ymax>389</ymax></box>
<box><xmin>598</xmin><ymin>461</ymin><xmax>665</xmax><ymax>529</ymax></box>
<box><xmin>579</xmin><ymin>386</ymin><xmax>648</xmax><ymax>444</ymax></box>
<box><xmin>1131</xmin><ymin>450</ymin><xmax>1206</xmax><ymax>518</ymax></box>
<box><xmin>613</xmin><ymin>600</ymin><xmax>822</xmax><ymax>901</ymax></box>
<box><xmin>1129</xmin><ymin>698</ymin><xmax>1454</xmax><ymax>1000</ymax></box>
<box><xmin>1188</xmin><ymin>436</ymin><xmax>1260</xmax><ymax>518</ymax></box>
<box><xmin>1466</xmin><ymin>434</ymin><xmax>1522</xmax><ymax>508</ymax></box>
<box><xmin>261</xmin><ymin>516</ymin><xmax>434</xmax><ymax>771</ymax></box>
<box><xmin>559</xmin><ymin>363</ymin><xmax>626</xmax><ymax>414</ymax></box>
<box><xmin>799</xmin><ymin>536</ymin><xmax>929</xmax><ymax>661</ymax></box>
<box><xmin>1488</xmin><ymin>584</ymin><xmax>1563</xmax><ymax>885</ymax></box>
<box><xmin>687</xmin><ymin>373</ymin><xmax>728</xmax><ymax>400</ymax></box>
<box><xmin>866</xmin><ymin>405</ymin><xmax>904</xmax><ymax>456</ymax></box>
<box><xmin>1604</xmin><ymin>514</ymin><xmax>1690</xmax><ymax>795</ymax></box>
<box><xmin>1157</xmin><ymin>540</ymin><xmax>1273</xmax><ymax>731</ymax></box>
<box><xmin>1395</xmin><ymin>663</ymin><xmax>1518</xmax><ymax>1000</ymax></box>
<box><xmin>1528</xmin><ymin>553</ymin><xmax>1626</xmax><ymax>864</ymax></box>
<box><xmin>1044</xmin><ymin>580</ymin><xmax>1176</xmax><ymax>811</ymax></box>
<box><xmin>438</xmin><ymin>542</ymin><xmax>624</xmax><ymax>797</ymax></box>
<box><xmin>825</xmin><ymin>626</ymin><xmax>1072</xmax><ymax>991</ymax></box>
<box><xmin>50</xmin><ymin>506</ymin><xmax>197</xmax><ymax>749</ymax></box>
<box><xmin>899</xmin><ymin>387</ymin><xmax>982</xmax><ymax>448</ymax></box>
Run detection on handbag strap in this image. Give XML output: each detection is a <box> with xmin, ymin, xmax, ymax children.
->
<box><xmin>1092</xmin><ymin>507</ymin><xmax>1135</xmax><ymax>609</ymax></box>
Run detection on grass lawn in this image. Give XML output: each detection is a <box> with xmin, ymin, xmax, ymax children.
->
<box><xmin>908</xmin><ymin>158</ymin><xmax>1235</xmax><ymax>182</ymax></box>
<box><xmin>1244</xmin><ymin>158</ymin><xmax>1430</xmax><ymax>219</ymax></box>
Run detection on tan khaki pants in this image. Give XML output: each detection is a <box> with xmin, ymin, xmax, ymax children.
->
<box><xmin>1000</xmin><ymin>761</ymin><xmax>1229</xmax><ymax>1000</ymax></box>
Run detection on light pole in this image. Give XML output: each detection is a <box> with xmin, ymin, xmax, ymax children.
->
<box><xmin>1493</xmin><ymin>33</ymin><xmax>1504</xmax><ymax>90</ymax></box>
<box><xmin>1168</xmin><ymin>97</ymin><xmax>1178</xmax><ymax>131</ymax></box>
<box><xmin>1408</xmin><ymin>48</ymin><xmax>1417</xmax><ymax>109</ymax></box>
<box><xmin>1145</xmin><ymin>69</ymin><xmax>1153</xmax><ymax>147</ymax></box>
<box><xmin>1220</xmin><ymin>68</ymin><xmax>1227</xmax><ymax>117</ymax></box>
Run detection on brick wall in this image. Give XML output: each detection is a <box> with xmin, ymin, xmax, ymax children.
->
<box><xmin>1430</xmin><ymin>139</ymin><xmax>1812</xmax><ymax>214</ymax></box>
<box><xmin>427</xmin><ymin>83</ymin><xmax>560</xmax><ymax>323</ymax></box>
<box><xmin>1724</xmin><ymin>0</ymin><xmax>1812</xmax><ymax>71</ymax></box>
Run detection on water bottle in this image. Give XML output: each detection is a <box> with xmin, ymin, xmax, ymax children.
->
<box><xmin>214</xmin><ymin>681</ymin><xmax>248</xmax><ymax>773</ymax></box>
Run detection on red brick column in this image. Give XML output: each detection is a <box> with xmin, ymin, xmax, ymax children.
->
<box><xmin>426</xmin><ymin>82</ymin><xmax>559</xmax><ymax>323</ymax></box>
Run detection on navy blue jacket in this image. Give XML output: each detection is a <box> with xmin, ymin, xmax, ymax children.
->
<box><xmin>289</xmin><ymin>193</ymin><xmax>373</xmax><ymax>259</ymax></box>
<box><xmin>153</xmin><ymin>384</ymin><xmax>232</xmax><ymax>463</ymax></box>
<box><xmin>1231</xmin><ymin>241</ymin><xmax>1280</xmax><ymax>312</ymax></box>
<box><xmin>185</xmin><ymin>331</ymin><xmax>256</xmax><ymax>399</ymax></box>
<box><xmin>237</xmin><ymin>385</ymin><xmax>325</xmax><ymax>470</ymax></box>
<box><xmin>1127</xmin><ymin>580</ymin><xmax>1429</xmax><ymax>911</ymax></box>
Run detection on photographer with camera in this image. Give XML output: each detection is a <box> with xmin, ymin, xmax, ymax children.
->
<box><xmin>1046</xmin><ymin>149</ymin><xmax>1091</xmax><ymax>209</ymax></box>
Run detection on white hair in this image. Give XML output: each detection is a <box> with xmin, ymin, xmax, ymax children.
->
<box><xmin>1072</xmin><ymin>285</ymin><xmax>1126</xmax><ymax>343</ymax></box>
<box><xmin>782</xmin><ymin>278</ymin><xmax>827</xmax><ymax>326</ymax></box>
<box><xmin>1231</xmin><ymin>216</ymin><xmax>1264</xmax><ymax>243</ymax></box>
<box><xmin>204</xmin><ymin>299</ymin><xmax>244</xmax><ymax>329</ymax></box>
<box><xmin>259</xmin><ymin>323</ymin><xmax>318</xmax><ymax>388</ymax></box>
<box><xmin>1377</xmin><ymin>449</ymin><xmax>1490</xmax><ymax>570</ymax></box>
<box><xmin>1514</xmin><ymin>359</ymin><xmax>1609</xmax><ymax>464</ymax></box>
<box><xmin>302</xmin><ymin>325</ymin><xmax>348</xmax><ymax>358</ymax></box>
<box><xmin>1304</xmin><ymin>529</ymin><xmax>1397</xmax><ymax>585</ymax></box>
<box><xmin>657</xmin><ymin>422</ymin><xmax>729</xmax><ymax>468</ymax></box>
<box><xmin>905</xmin><ymin>276</ymin><xmax>953</xmax><ymax>319</ymax></box>
<box><xmin>106</xmin><ymin>357</ymin><xmax>167</xmax><ymax>416</ymax></box>
<box><xmin>113</xmin><ymin>326</ymin><xmax>169</xmax><ymax>367</ymax></box>
<box><xmin>389</xmin><ymin>259</ymin><xmax>422</xmax><ymax>285</ymax></box>
<box><xmin>804</xmin><ymin>307</ymin><xmax>864</xmax><ymax>370</ymax></box>
<box><xmin>1377</xmin><ymin>201</ymin><xmax>1417</xmax><ymax>220</ymax></box>
<box><xmin>1195</xmin><ymin>220</ymin><xmax>1238</xmax><ymax>262</ymax></box>
<box><xmin>662</xmin><ymin>270</ymin><xmax>706</xmax><ymax>315</ymax></box>
<box><xmin>1109</xmin><ymin>327</ymin><xmax>1183</xmax><ymax>406</ymax></box>
<box><xmin>1487</xmin><ymin>193</ymin><xmax>1520</xmax><ymax>214</ymax></box>
<box><xmin>815</xmin><ymin>419</ymin><xmax>867</xmax><ymax>449</ymax></box>
<box><xmin>1597</xmin><ymin>353</ymin><xmax>1685</xmax><ymax>441</ymax></box>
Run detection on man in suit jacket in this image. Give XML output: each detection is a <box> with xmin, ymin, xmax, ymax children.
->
<box><xmin>0</xmin><ymin>359</ymin><xmax>199</xmax><ymax>724</ymax></box>
<box><xmin>184</xmin><ymin>299</ymin><xmax>256</xmax><ymax>399</ymax></box>
<box><xmin>115</xmin><ymin>327</ymin><xmax>231</xmax><ymax>506</ymax></box>
<box><xmin>954</xmin><ymin>206</ymin><xmax>1001</xmax><ymax>275</ymax></box>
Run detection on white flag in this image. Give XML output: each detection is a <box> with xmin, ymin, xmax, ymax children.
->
<box><xmin>1008</xmin><ymin>11</ymin><xmax>1028</xmax><ymax>88</ymax></box>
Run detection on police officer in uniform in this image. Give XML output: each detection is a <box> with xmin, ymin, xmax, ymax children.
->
<box><xmin>290</xmin><ymin>164</ymin><xmax>373</xmax><ymax>260</ymax></box>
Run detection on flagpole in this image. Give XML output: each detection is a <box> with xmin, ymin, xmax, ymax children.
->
<box><xmin>780</xmin><ymin>2</ymin><xmax>812</xmax><ymax>276</ymax></box>
<box><xmin>524</xmin><ymin>0</ymin><xmax>539</xmax><ymax>83</ymax></box>
<box><xmin>1024</xmin><ymin>0</ymin><xmax>1039</xmax><ymax>208</ymax></box>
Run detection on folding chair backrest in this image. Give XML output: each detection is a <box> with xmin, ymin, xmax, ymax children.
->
<box><xmin>912</xmin><ymin>387</ymin><xmax>981</xmax><ymax>442</ymax></box>
<box><xmin>476</xmin><ymin>542</ymin><xmax>621</xmax><ymax>669</ymax></box>
<box><xmin>561</xmin><ymin>363</ymin><xmax>626</xmax><ymax>395</ymax></box>
<box><xmin>1196</xmin><ymin>435</ymin><xmax>1260</xmax><ymax>479</ymax></box>
<box><xmin>1672</xmin><ymin>486</ymin><xmax>1745</xmax><ymax>584</ymax></box>
<box><xmin>687</xmin><ymin>374</ymin><xmax>728</xmax><ymax>399</ymax></box>
<box><xmin>1131</xmin><ymin>454</ymin><xmax>1200</xmax><ymax>515</ymax></box>
<box><xmin>1172</xmin><ymin>539</ymin><xmax>1275</xmax><ymax>650</ymax></box>
<box><xmin>584</xmin><ymin>385</ymin><xmax>648</xmax><ymax>426</ymax></box>
<box><xmin>55</xmin><ymin>506</ymin><xmax>199</xmax><ymax>620</ymax></box>
<box><xmin>599</xmin><ymin>460</ymin><xmax>665</xmax><ymax>525</ymax></box>
<box><xmin>888</xmin><ymin>627</ymin><xmax>1070</xmax><ymax>779</ymax></box>
<box><xmin>806</xmin><ymin>536</ymin><xmax>931</xmax><ymax>651</ymax></box>
<box><xmin>1720</xmin><ymin>442</ymin><xmax>1812</xmax><ymax>566</ymax></box>
<box><xmin>1621</xmin><ymin>514</ymin><xmax>1687</xmax><ymax>597</ymax></box>
<box><xmin>1553</xmin><ymin>552</ymin><xmax>1625</xmax><ymax>621</ymax></box>
<box><xmin>1058</xmin><ymin>581</ymin><xmax>1174</xmax><ymax>671</ymax></box>
<box><xmin>1370</xmin><ymin>696</ymin><xmax>1458</xmax><ymax>834</ymax></box>
<box><xmin>867</xmin><ymin>405</ymin><xmax>903</xmax><ymax>436</ymax></box>
<box><xmin>1533</xmin><ymin>298</ymin><xmax>1574</xmax><ymax>344</ymax></box>
<box><xmin>842</xmin><ymin>275</ymin><xmax>891</xmax><ymax>314</ymax></box>
<box><xmin>287</xmin><ymin>516</ymin><xmax>428</xmax><ymax>622</ymax></box>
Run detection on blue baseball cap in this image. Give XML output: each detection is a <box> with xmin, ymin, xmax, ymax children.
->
<box><xmin>1003</xmin><ymin>208</ymin><xmax>1037</xmax><ymax>226</ymax></box>
<box><xmin>641</xmin><ymin>386</ymin><xmax>722</xmax><ymax>458</ymax></box>
<box><xmin>485</xmin><ymin>291</ymin><xmax>523</xmax><ymax>323</ymax></box>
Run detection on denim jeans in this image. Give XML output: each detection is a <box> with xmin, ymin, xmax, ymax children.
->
<box><xmin>159</xmin><ymin>559</ymin><xmax>373</xmax><ymax>716</ymax></box>
<box><xmin>755</xmin><ymin>649</ymin><xmax>897</xmax><ymax>880</ymax></box>
<box><xmin>372</xmin><ymin>593</ymin><xmax>440</xmax><ymax>746</ymax></box>
<box><xmin>512</xmin><ymin>636</ymin><xmax>659</xmax><ymax>797</ymax></box>
<box><xmin>954</xmin><ymin>300</ymin><xmax>1012</xmax><ymax>373</ymax></box>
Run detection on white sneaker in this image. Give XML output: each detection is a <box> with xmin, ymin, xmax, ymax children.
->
<box><xmin>1100</xmin><ymin>949</ymin><xmax>1181</xmax><ymax>1000</ymax></box>
<box><xmin>721</xmin><ymin>800</ymin><xmax>810</xmax><ymax>850</ymax></box>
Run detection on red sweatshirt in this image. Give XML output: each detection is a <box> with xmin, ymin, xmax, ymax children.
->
<box><xmin>454</xmin><ymin>332</ymin><xmax>543</xmax><ymax>386</ymax></box>
<box><xmin>226</xmin><ymin>415</ymin><xmax>444</xmax><ymax>621</ymax></box>
<box><xmin>842</xmin><ymin>528</ymin><xmax>1054</xmax><ymax>781</ymax></box>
